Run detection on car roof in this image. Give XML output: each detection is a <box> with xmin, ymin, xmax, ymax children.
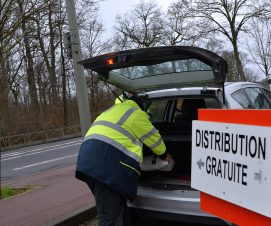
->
<box><xmin>142</xmin><ymin>87</ymin><xmax>221</xmax><ymax>99</ymax></box>
<box><xmin>224</xmin><ymin>81</ymin><xmax>268</xmax><ymax>92</ymax></box>
<box><xmin>225</xmin><ymin>81</ymin><xmax>263</xmax><ymax>87</ymax></box>
<box><xmin>142</xmin><ymin>81</ymin><xmax>266</xmax><ymax>99</ymax></box>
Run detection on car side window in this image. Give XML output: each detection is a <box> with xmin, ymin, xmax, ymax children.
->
<box><xmin>145</xmin><ymin>100</ymin><xmax>168</xmax><ymax>122</ymax></box>
<box><xmin>262</xmin><ymin>89</ymin><xmax>271</xmax><ymax>102</ymax></box>
<box><xmin>231</xmin><ymin>89</ymin><xmax>251</xmax><ymax>108</ymax></box>
<box><xmin>244</xmin><ymin>87</ymin><xmax>270</xmax><ymax>109</ymax></box>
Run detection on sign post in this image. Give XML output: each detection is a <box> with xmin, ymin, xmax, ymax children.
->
<box><xmin>65</xmin><ymin>0</ymin><xmax>91</xmax><ymax>137</ymax></box>
<box><xmin>191</xmin><ymin>109</ymin><xmax>271</xmax><ymax>226</ymax></box>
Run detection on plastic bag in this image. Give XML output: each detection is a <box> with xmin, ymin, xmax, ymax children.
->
<box><xmin>141</xmin><ymin>155</ymin><xmax>175</xmax><ymax>171</ymax></box>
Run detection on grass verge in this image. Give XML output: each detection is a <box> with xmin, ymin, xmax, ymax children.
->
<box><xmin>0</xmin><ymin>185</ymin><xmax>34</xmax><ymax>199</ymax></box>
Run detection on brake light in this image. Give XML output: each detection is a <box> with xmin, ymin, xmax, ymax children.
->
<box><xmin>105</xmin><ymin>58</ymin><xmax>115</xmax><ymax>65</ymax></box>
<box><xmin>172</xmin><ymin>174</ymin><xmax>191</xmax><ymax>181</ymax></box>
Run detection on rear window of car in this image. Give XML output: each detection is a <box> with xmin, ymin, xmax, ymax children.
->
<box><xmin>112</xmin><ymin>59</ymin><xmax>212</xmax><ymax>80</ymax></box>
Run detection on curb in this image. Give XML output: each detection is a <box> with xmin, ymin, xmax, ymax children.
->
<box><xmin>46</xmin><ymin>205</ymin><xmax>97</xmax><ymax>226</ymax></box>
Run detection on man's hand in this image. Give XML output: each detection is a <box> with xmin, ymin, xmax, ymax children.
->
<box><xmin>141</xmin><ymin>153</ymin><xmax>175</xmax><ymax>171</ymax></box>
<box><xmin>164</xmin><ymin>153</ymin><xmax>172</xmax><ymax>162</ymax></box>
<box><xmin>160</xmin><ymin>153</ymin><xmax>175</xmax><ymax>171</ymax></box>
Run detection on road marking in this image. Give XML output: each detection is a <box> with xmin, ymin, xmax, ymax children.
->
<box><xmin>2</xmin><ymin>143</ymin><xmax>80</xmax><ymax>161</ymax></box>
<box><xmin>2</xmin><ymin>151</ymin><xmax>21</xmax><ymax>157</ymax></box>
<box><xmin>12</xmin><ymin>154</ymin><xmax>78</xmax><ymax>171</ymax></box>
<box><xmin>2</xmin><ymin>140</ymin><xmax>82</xmax><ymax>158</ymax></box>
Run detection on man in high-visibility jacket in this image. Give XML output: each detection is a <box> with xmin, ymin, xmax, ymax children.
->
<box><xmin>76</xmin><ymin>94</ymin><xmax>171</xmax><ymax>226</ymax></box>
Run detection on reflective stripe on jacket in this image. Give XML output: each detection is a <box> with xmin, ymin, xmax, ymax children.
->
<box><xmin>84</xmin><ymin>99</ymin><xmax>166</xmax><ymax>163</ymax></box>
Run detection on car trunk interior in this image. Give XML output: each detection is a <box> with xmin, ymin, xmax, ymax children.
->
<box><xmin>140</xmin><ymin>123</ymin><xmax>194</xmax><ymax>191</ymax></box>
<box><xmin>139</xmin><ymin>96</ymin><xmax>221</xmax><ymax>190</ymax></box>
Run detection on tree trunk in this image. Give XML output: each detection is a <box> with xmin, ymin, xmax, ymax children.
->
<box><xmin>58</xmin><ymin>0</ymin><xmax>68</xmax><ymax>126</ymax></box>
<box><xmin>232</xmin><ymin>40</ymin><xmax>246</xmax><ymax>81</ymax></box>
<box><xmin>60</xmin><ymin>36</ymin><xmax>68</xmax><ymax>126</ymax></box>
<box><xmin>0</xmin><ymin>54</ymin><xmax>10</xmax><ymax>136</ymax></box>
<box><xmin>48</xmin><ymin>3</ymin><xmax>58</xmax><ymax>105</ymax></box>
<box><xmin>18</xmin><ymin>1</ymin><xmax>40</xmax><ymax>125</ymax></box>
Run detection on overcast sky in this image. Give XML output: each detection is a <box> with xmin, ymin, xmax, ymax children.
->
<box><xmin>96</xmin><ymin>0</ymin><xmax>267</xmax><ymax>80</ymax></box>
<box><xmin>98</xmin><ymin>0</ymin><xmax>172</xmax><ymax>35</ymax></box>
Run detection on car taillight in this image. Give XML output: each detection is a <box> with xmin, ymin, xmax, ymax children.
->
<box><xmin>172</xmin><ymin>174</ymin><xmax>191</xmax><ymax>181</ymax></box>
<box><xmin>105</xmin><ymin>58</ymin><xmax>116</xmax><ymax>65</ymax></box>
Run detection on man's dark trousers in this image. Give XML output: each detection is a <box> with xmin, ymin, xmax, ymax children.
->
<box><xmin>86</xmin><ymin>177</ymin><xmax>131</xmax><ymax>226</ymax></box>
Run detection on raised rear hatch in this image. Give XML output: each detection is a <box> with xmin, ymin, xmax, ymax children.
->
<box><xmin>80</xmin><ymin>46</ymin><xmax>227</xmax><ymax>93</ymax></box>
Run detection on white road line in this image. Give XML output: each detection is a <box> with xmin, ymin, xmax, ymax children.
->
<box><xmin>2</xmin><ymin>151</ymin><xmax>21</xmax><ymax>157</ymax></box>
<box><xmin>12</xmin><ymin>154</ymin><xmax>78</xmax><ymax>171</ymax></box>
<box><xmin>2</xmin><ymin>143</ymin><xmax>80</xmax><ymax>161</ymax></box>
<box><xmin>2</xmin><ymin>140</ymin><xmax>82</xmax><ymax>158</ymax></box>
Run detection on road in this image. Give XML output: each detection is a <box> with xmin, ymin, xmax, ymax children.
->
<box><xmin>1</xmin><ymin>137</ymin><xmax>82</xmax><ymax>181</ymax></box>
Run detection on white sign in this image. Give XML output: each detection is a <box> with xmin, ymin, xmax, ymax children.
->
<box><xmin>191</xmin><ymin>121</ymin><xmax>271</xmax><ymax>218</ymax></box>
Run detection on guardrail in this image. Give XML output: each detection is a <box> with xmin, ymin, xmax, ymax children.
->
<box><xmin>0</xmin><ymin>125</ymin><xmax>81</xmax><ymax>151</ymax></box>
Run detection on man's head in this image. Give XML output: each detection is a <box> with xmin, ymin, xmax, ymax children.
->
<box><xmin>123</xmin><ymin>91</ymin><xmax>144</xmax><ymax>110</ymax></box>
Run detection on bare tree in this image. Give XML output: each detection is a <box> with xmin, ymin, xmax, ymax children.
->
<box><xmin>0</xmin><ymin>0</ymin><xmax>50</xmax><ymax>55</ymax></box>
<box><xmin>0</xmin><ymin>0</ymin><xmax>105</xmax><ymax>135</ymax></box>
<box><xmin>181</xmin><ymin>0</ymin><xmax>271</xmax><ymax>81</ymax></box>
<box><xmin>82</xmin><ymin>18</ymin><xmax>112</xmax><ymax>57</ymax></box>
<box><xmin>34</xmin><ymin>8</ymin><xmax>59</xmax><ymax>106</ymax></box>
<box><xmin>113</xmin><ymin>0</ymin><xmax>164</xmax><ymax>49</ymax></box>
<box><xmin>17</xmin><ymin>0</ymin><xmax>39</xmax><ymax>113</ymax></box>
<box><xmin>245</xmin><ymin>68</ymin><xmax>260</xmax><ymax>82</ymax></box>
<box><xmin>58</xmin><ymin>0</ymin><xmax>69</xmax><ymax>126</ymax></box>
<box><xmin>221</xmin><ymin>50</ymin><xmax>250</xmax><ymax>81</ymax></box>
<box><xmin>0</xmin><ymin>0</ymin><xmax>50</xmax><ymax>135</ymax></box>
<box><xmin>204</xmin><ymin>36</ymin><xmax>224</xmax><ymax>54</ymax></box>
<box><xmin>162</xmin><ymin>1</ymin><xmax>210</xmax><ymax>46</ymax></box>
<box><xmin>81</xmin><ymin>18</ymin><xmax>114</xmax><ymax>118</ymax></box>
<box><xmin>247</xmin><ymin>18</ymin><xmax>271</xmax><ymax>79</ymax></box>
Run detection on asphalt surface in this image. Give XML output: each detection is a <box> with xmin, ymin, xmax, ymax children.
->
<box><xmin>1</xmin><ymin>137</ymin><xmax>82</xmax><ymax>181</ymax></box>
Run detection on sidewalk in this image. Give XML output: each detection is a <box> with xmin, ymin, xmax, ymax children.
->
<box><xmin>0</xmin><ymin>164</ymin><xmax>96</xmax><ymax>226</ymax></box>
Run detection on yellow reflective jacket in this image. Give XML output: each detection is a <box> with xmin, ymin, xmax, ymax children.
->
<box><xmin>85</xmin><ymin>99</ymin><xmax>166</xmax><ymax>162</ymax></box>
<box><xmin>76</xmin><ymin>99</ymin><xmax>166</xmax><ymax>200</ymax></box>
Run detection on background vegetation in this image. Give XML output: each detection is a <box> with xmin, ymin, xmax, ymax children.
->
<box><xmin>0</xmin><ymin>0</ymin><xmax>270</xmax><ymax>136</ymax></box>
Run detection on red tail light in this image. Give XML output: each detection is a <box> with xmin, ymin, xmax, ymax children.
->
<box><xmin>105</xmin><ymin>58</ymin><xmax>116</xmax><ymax>65</ymax></box>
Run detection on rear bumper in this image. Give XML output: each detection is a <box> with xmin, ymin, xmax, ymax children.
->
<box><xmin>130</xmin><ymin>208</ymin><xmax>228</xmax><ymax>225</ymax></box>
<box><xmin>128</xmin><ymin>186</ymin><xmax>229</xmax><ymax>225</ymax></box>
